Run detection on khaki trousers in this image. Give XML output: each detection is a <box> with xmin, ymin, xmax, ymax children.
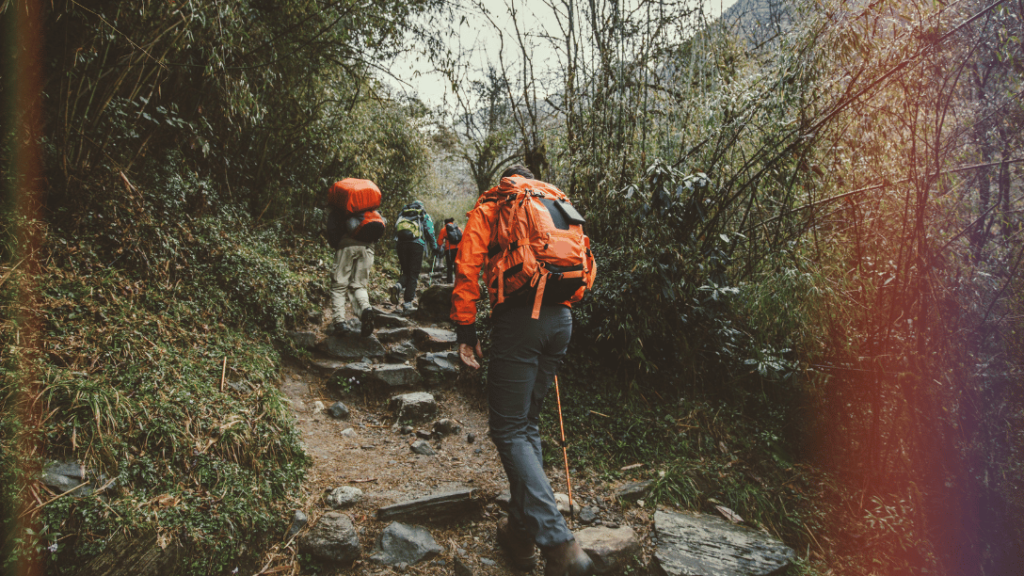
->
<box><xmin>331</xmin><ymin>244</ymin><xmax>374</xmax><ymax>322</ymax></box>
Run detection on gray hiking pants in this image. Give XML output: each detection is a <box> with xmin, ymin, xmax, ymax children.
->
<box><xmin>488</xmin><ymin>304</ymin><xmax>574</xmax><ymax>549</ymax></box>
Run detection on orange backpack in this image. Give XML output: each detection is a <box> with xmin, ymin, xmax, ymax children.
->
<box><xmin>328</xmin><ymin>179</ymin><xmax>386</xmax><ymax>243</ymax></box>
<box><xmin>485</xmin><ymin>176</ymin><xmax>596</xmax><ymax>318</ymax></box>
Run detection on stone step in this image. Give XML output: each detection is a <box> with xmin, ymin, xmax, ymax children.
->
<box><xmin>318</xmin><ymin>332</ymin><xmax>386</xmax><ymax>362</ymax></box>
<box><xmin>310</xmin><ymin>359</ymin><xmax>422</xmax><ymax>389</ymax></box>
<box><xmin>416</xmin><ymin>351</ymin><xmax>461</xmax><ymax>378</ymax></box>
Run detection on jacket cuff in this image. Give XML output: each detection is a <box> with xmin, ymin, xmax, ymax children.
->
<box><xmin>456</xmin><ymin>323</ymin><xmax>477</xmax><ymax>346</ymax></box>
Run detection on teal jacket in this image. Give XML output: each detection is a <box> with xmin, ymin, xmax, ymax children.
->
<box><xmin>394</xmin><ymin>201</ymin><xmax>437</xmax><ymax>250</ymax></box>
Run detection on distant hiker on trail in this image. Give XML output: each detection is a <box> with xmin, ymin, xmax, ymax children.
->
<box><xmin>451</xmin><ymin>165</ymin><xmax>597</xmax><ymax>576</ymax></box>
<box><xmin>438</xmin><ymin>217</ymin><xmax>462</xmax><ymax>284</ymax></box>
<box><xmin>390</xmin><ymin>200</ymin><xmax>436</xmax><ymax>313</ymax></box>
<box><xmin>325</xmin><ymin>178</ymin><xmax>386</xmax><ymax>337</ymax></box>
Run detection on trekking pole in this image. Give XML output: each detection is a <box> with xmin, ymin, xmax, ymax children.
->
<box><xmin>553</xmin><ymin>375</ymin><xmax>575</xmax><ymax>518</ymax></box>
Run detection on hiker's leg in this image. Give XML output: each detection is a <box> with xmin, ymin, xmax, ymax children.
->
<box><xmin>445</xmin><ymin>248</ymin><xmax>457</xmax><ymax>283</ymax></box>
<box><xmin>348</xmin><ymin>245</ymin><xmax>374</xmax><ymax>316</ymax></box>
<box><xmin>396</xmin><ymin>242</ymin><xmax>410</xmax><ymax>294</ymax></box>
<box><xmin>330</xmin><ymin>246</ymin><xmax>354</xmax><ymax>323</ymax></box>
<box><xmin>488</xmin><ymin>305</ymin><xmax>573</xmax><ymax>549</ymax></box>
<box><xmin>403</xmin><ymin>243</ymin><xmax>424</xmax><ymax>303</ymax></box>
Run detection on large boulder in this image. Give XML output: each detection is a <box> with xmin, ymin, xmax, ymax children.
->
<box><xmin>576</xmin><ymin>526</ymin><xmax>641</xmax><ymax>574</ymax></box>
<box><xmin>389</xmin><ymin>392</ymin><xmax>437</xmax><ymax>423</ymax></box>
<box><xmin>299</xmin><ymin>512</ymin><xmax>361</xmax><ymax>566</ymax></box>
<box><xmin>412</xmin><ymin>327</ymin><xmax>457</xmax><ymax>352</ymax></box>
<box><xmin>652</xmin><ymin>510</ymin><xmax>794</xmax><ymax>576</ymax></box>
<box><xmin>413</xmin><ymin>284</ymin><xmax>454</xmax><ymax>323</ymax></box>
<box><xmin>318</xmin><ymin>332</ymin><xmax>385</xmax><ymax>362</ymax></box>
<box><xmin>371</xmin><ymin>522</ymin><xmax>443</xmax><ymax>566</ymax></box>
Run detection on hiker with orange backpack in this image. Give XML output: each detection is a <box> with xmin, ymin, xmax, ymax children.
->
<box><xmin>452</xmin><ymin>165</ymin><xmax>596</xmax><ymax>576</ymax></box>
<box><xmin>325</xmin><ymin>178</ymin><xmax>386</xmax><ymax>337</ymax></box>
<box><xmin>437</xmin><ymin>217</ymin><xmax>462</xmax><ymax>283</ymax></box>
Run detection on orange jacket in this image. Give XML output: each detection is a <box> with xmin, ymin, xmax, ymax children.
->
<box><xmin>437</xmin><ymin>226</ymin><xmax>459</xmax><ymax>251</ymax></box>
<box><xmin>450</xmin><ymin>177</ymin><xmax>594</xmax><ymax>326</ymax></box>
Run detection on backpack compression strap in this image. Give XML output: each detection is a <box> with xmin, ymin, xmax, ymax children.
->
<box><xmin>529</xmin><ymin>269</ymin><xmax>586</xmax><ymax>319</ymax></box>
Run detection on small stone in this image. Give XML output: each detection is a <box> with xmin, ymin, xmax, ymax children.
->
<box><xmin>400</xmin><ymin>425</ymin><xmax>414</xmax><ymax>435</ymax></box>
<box><xmin>580</xmin><ymin>506</ymin><xmax>600</xmax><ymax>524</ymax></box>
<box><xmin>370</xmin><ymin>522</ymin><xmax>443</xmax><ymax>566</ymax></box>
<box><xmin>432</xmin><ymin>418</ymin><xmax>461</xmax><ymax>436</ymax></box>
<box><xmin>389</xmin><ymin>392</ymin><xmax>438</xmax><ymax>423</ymax></box>
<box><xmin>575</xmin><ymin>525</ymin><xmax>641</xmax><ymax>574</ymax></box>
<box><xmin>466</xmin><ymin>433</ymin><xmax>475</xmax><ymax>443</ymax></box>
<box><xmin>326</xmin><ymin>486</ymin><xmax>363</xmax><ymax>508</ymax></box>
<box><xmin>298</xmin><ymin>512</ymin><xmax>360</xmax><ymax>566</ymax></box>
<box><xmin>287</xmin><ymin>510</ymin><xmax>308</xmax><ymax>539</ymax></box>
<box><xmin>328</xmin><ymin>401</ymin><xmax>350</xmax><ymax>419</ymax></box>
<box><xmin>554</xmin><ymin>493</ymin><xmax>579</xmax><ymax>515</ymax></box>
<box><xmin>340</xmin><ymin>428</ymin><xmax>357</xmax><ymax>438</ymax></box>
<box><xmin>615</xmin><ymin>479</ymin><xmax>654</xmax><ymax>503</ymax></box>
<box><xmin>411</xmin><ymin>440</ymin><xmax>435</xmax><ymax>456</ymax></box>
<box><xmin>312</xmin><ymin>401</ymin><xmax>326</xmax><ymax>414</ymax></box>
<box><xmin>415</xmin><ymin>430</ymin><xmax>433</xmax><ymax>440</ymax></box>
<box><xmin>480</xmin><ymin>557</ymin><xmax>496</xmax><ymax>566</ymax></box>
<box><xmin>474</xmin><ymin>448</ymin><xmax>482</xmax><ymax>454</ymax></box>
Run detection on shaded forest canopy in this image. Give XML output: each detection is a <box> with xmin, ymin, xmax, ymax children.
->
<box><xmin>2</xmin><ymin>0</ymin><xmax>1023</xmax><ymax>575</ymax></box>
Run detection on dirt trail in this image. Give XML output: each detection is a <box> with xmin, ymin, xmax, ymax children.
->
<box><xmin>270</xmin><ymin>287</ymin><xmax>655</xmax><ymax>575</ymax></box>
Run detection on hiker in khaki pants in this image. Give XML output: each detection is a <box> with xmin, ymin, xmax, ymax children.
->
<box><xmin>327</xmin><ymin>207</ymin><xmax>376</xmax><ymax>337</ymax></box>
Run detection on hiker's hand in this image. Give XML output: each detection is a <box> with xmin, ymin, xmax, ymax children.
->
<box><xmin>459</xmin><ymin>342</ymin><xmax>483</xmax><ymax>370</ymax></box>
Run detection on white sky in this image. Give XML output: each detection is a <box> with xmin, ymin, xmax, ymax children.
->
<box><xmin>387</xmin><ymin>0</ymin><xmax>739</xmax><ymax>111</ymax></box>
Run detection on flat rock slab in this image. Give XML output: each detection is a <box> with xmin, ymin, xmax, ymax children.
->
<box><xmin>389</xmin><ymin>392</ymin><xmax>437</xmax><ymax>422</ymax></box>
<box><xmin>386</xmin><ymin>341</ymin><xmax>419</xmax><ymax>363</ymax></box>
<box><xmin>576</xmin><ymin>526</ymin><xmax>641</xmax><ymax>574</ymax></box>
<box><xmin>417</xmin><ymin>352</ymin><xmax>461</xmax><ymax>378</ymax></box>
<box><xmin>286</xmin><ymin>330</ymin><xmax>319</xmax><ymax>350</ymax></box>
<box><xmin>377</xmin><ymin>489</ymin><xmax>482</xmax><ymax>524</ymax></box>
<box><xmin>319</xmin><ymin>333</ymin><xmax>386</xmax><ymax>362</ymax></box>
<box><xmin>616</xmin><ymin>479</ymin><xmax>655</xmax><ymax>503</ymax></box>
<box><xmin>299</xmin><ymin>512</ymin><xmax>361</xmax><ymax>566</ymax></box>
<box><xmin>376</xmin><ymin>327</ymin><xmax>416</xmax><ymax>343</ymax></box>
<box><xmin>653</xmin><ymin>510</ymin><xmax>794</xmax><ymax>576</ymax></box>
<box><xmin>412</xmin><ymin>327</ymin><xmax>457</xmax><ymax>352</ymax></box>
<box><xmin>371</xmin><ymin>522</ymin><xmax>443</xmax><ymax>566</ymax></box>
<box><xmin>373</xmin><ymin>364</ymin><xmax>422</xmax><ymax>388</ymax></box>
<box><xmin>376</xmin><ymin>312</ymin><xmax>414</xmax><ymax>329</ymax></box>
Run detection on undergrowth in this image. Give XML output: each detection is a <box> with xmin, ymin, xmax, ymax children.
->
<box><xmin>1</xmin><ymin>200</ymin><xmax>318</xmax><ymax>574</ymax></box>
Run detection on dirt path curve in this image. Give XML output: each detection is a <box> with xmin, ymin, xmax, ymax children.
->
<box><xmin>268</xmin><ymin>288</ymin><xmax>655</xmax><ymax>575</ymax></box>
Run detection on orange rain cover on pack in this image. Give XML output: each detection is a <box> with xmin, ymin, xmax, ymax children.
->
<box><xmin>451</xmin><ymin>176</ymin><xmax>596</xmax><ymax>324</ymax></box>
<box><xmin>328</xmin><ymin>178</ymin><xmax>381</xmax><ymax>213</ymax></box>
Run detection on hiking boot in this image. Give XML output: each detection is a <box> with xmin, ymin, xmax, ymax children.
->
<box><xmin>359</xmin><ymin>307</ymin><xmax>375</xmax><ymax>337</ymax></box>
<box><xmin>329</xmin><ymin>321</ymin><xmax>348</xmax><ymax>336</ymax></box>
<box><xmin>401</xmin><ymin>301</ymin><xmax>416</xmax><ymax>316</ymax></box>
<box><xmin>542</xmin><ymin>539</ymin><xmax>594</xmax><ymax>576</ymax></box>
<box><xmin>389</xmin><ymin>282</ymin><xmax>402</xmax><ymax>305</ymax></box>
<box><xmin>496</xmin><ymin>518</ymin><xmax>537</xmax><ymax>571</ymax></box>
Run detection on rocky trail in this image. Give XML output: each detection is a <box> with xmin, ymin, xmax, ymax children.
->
<box><xmin>265</xmin><ymin>275</ymin><xmax>796</xmax><ymax>576</ymax></box>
